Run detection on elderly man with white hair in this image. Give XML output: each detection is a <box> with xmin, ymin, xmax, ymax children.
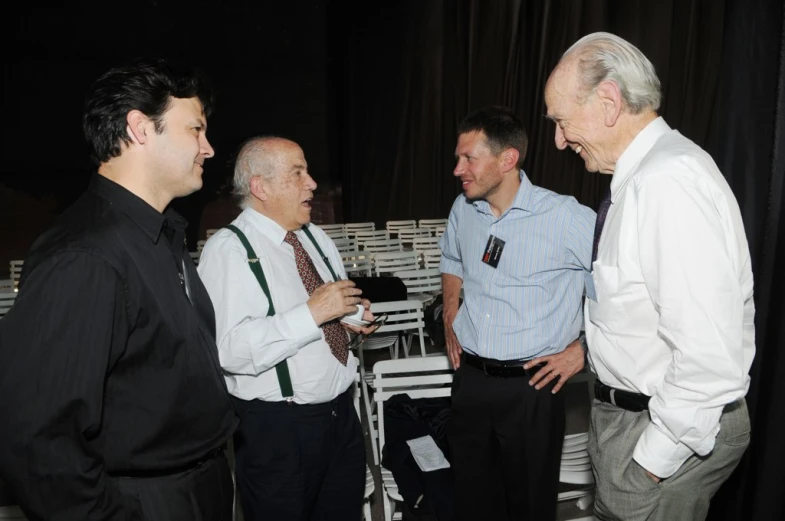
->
<box><xmin>545</xmin><ymin>33</ymin><xmax>754</xmax><ymax>520</ymax></box>
<box><xmin>198</xmin><ymin>136</ymin><xmax>376</xmax><ymax>521</ymax></box>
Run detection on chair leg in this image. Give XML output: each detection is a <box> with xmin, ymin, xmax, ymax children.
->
<box><xmin>363</xmin><ymin>500</ymin><xmax>372</xmax><ymax>520</ymax></box>
<box><xmin>361</xmin><ymin>377</ymin><xmax>379</xmax><ymax>465</ymax></box>
<box><xmin>383</xmin><ymin>493</ymin><xmax>393</xmax><ymax>521</ymax></box>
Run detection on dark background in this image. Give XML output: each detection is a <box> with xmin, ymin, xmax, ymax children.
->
<box><xmin>1</xmin><ymin>2</ymin><xmax>783</xmax><ymax>519</ymax></box>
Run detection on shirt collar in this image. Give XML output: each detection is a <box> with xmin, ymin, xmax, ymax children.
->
<box><xmin>610</xmin><ymin>117</ymin><xmax>671</xmax><ymax>202</ymax></box>
<box><xmin>472</xmin><ymin>170</ymin><xmax>534</xmax><ymax>216</ymax></box>
<box><xmin>88</xmin><ymin>174</ymin><xmax>187</xmax><ymax>243</ymax></box>
<box><xmin>241</xmin><ymin>207</ymin><xmax>294</xmax><ymax>245</ymax></box>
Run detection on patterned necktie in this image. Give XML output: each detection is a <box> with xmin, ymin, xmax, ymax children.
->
<box><xmin>284</xmin><ymin>231</ymin><xmax>349</xmax><ymax>365</ymax></box>
<box><xmin>592</xmin><ymin>189</ymin><xmax>613</xmax><ymax>264</ymax></box>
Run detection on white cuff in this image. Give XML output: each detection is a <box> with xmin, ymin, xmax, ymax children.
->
<box><xmin>633</xmin><ymin>423</ymin><xmax>695</xmax><ymax>478</ymax></box>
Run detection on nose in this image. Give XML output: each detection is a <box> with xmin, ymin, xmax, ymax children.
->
<box><xmin>304</xmin><ymin>172</ymin><xmax>317</xmax><ymax>191</ymax></box>
<box><xmin>453</xmin><ymin>158</ymin><xmax>465</xmax><ymax>177</ymax></box>
<box><xmin>201</xmin><ymin>134</ymin><xmax>215</xmax><ymax>158</ymax></box>
<box><xmin>554</xmin><ymin>125</ymin><xmax>568</xmax><ymax>150</ymax></box>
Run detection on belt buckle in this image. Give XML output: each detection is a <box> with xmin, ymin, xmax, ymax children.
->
<box><xmin>609</xmin><ymin>388</ymin><xmax>617</xmax><ymax>407</ymax></box>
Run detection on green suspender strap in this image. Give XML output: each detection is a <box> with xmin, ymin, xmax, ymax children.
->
<box><xmin>225</xmin><ymin>225</ymin><xmax>294</xmax><ymax>400</ymax></box>
<box><xmin>301</xmin><ymin>224</ymin><xmax>339</xmax><ymax>282</ymax></box>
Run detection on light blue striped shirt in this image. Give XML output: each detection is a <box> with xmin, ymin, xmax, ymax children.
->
<box><xmin>439</xmin><ymin>171</ymin><xmax>595</xmax><ymax>361</ymax></box>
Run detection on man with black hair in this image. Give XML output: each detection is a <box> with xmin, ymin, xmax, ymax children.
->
<box><xmin>0</xmin><ymin>58</ymin><xmax>236</xmax><ymax>521</ymax></box>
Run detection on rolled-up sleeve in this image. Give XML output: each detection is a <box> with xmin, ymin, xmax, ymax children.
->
<box><xmin>439</xmin><ymin>200</ymin><xmax>464</xmax><ymax>279</ymax></box>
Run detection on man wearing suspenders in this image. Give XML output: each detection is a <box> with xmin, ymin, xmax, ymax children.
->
<box><xmin>198</xmin><ymin>136</ymin><xmax>376</xmax><ymax>521</ymax></box>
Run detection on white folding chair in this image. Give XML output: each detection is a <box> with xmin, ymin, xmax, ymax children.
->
<box><xmin>417</xmin><ymin>219</ymin><xmax>448</xmax><ymax>231</ymax></box>
<box><xmin>189</xmin><ymin>251</ymin><xmax>201</xmax><ymax>266</ymax></box>
<box><xmin>385</xmin><ymin>220</ymin><xmax>417</xmax><ymax>237</ymax></box>
<box><xmin>412</xmin><ymin>237</ymin><xmax>441</xmax><ymax>265</ymax></box>
<box><xmin>396</xmin><ymin>228</ymin><xmax>432</xmax><ymax>247</ymax></box>
<box><xmin>372</xmin><ymin>251</ymin><xmax>420</xmax><ymax>276</ymax></box>
<box><xmin>351</xmin><ymin>365</ymin><xmax>376</xmax><ymax>520</ymax></box>
<box><xmin>392</xmin><ymin>268</ymin><xmax>442</xmax><ymax>306</ymax></box>
<box><xmin>372</xmin><ymin>356</ymin><xmax>454</xmax><ymax>521</ymax></box>
<box><xmin>354</xmin><ymin>230</ymin><xmax>389</xmax><ymax>249</ymax></box>
<box><xmin>0</xmin><ymin>292</ymin><xmax>17</xmax><ymax>318</ymax></box>
<box><xmin>342</xmin><ymin>250</ymin><xmax>373</xmax><ymax>277</ymax></box>
<box><xmin>9</xmin><ymin>260</ymin><xmax>23</xmax><ymax>291</ymax></box>
<box><xmin>205</xmin><ymin>229</ymin><xmax>219</xmax><ymax>239</ymax></box>
<box><xmin>363</xmin><ymin>239</ymin><xmax>404</xmax><ymax>255</ymax></box>
<box><xmin>332</xmin><ymin>238</ymin><xmax>358</xmax><ymax>253</ymax></box>
<box><xmin>433</xmin><ymin>226</ymin><xmax>446</xmax><ymax>238</ymax></box>
<box><xmin>421</xmin><ymin>248</ymin><xmax>442</xmax><ymax>269</ymax></box>
<box><xmin>197</xmin><ymin>240</ymin><xmax>206</xmax><ymax>252</ymax></box>
<box><xmin>345</xmin><ymin>222</ymin><xmax>376</xmax><ymax>237</ymax></box>
<box><xmin>319</xmin><ymin>224</ymin><xmax>348</xmax><ymax>240</ymax></box>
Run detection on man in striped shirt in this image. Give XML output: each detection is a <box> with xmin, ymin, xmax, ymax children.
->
<box><xmin>440</xmin><ymin>106</ymin><xmax>595</xmax><ymax>521</ymax></box>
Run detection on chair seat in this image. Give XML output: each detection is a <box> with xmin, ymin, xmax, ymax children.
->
<box><xmin>365</xmin><ymin>465</ymin><xmax>375</xmax><ymax>497</ymax></box>
<box><xmin>381</xmin><ymin>467</ymin><xmax>403</xmax><ymax>501</ymax></box>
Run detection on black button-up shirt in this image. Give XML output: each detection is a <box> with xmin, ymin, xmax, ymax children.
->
<box><xmin>0</xmin><ymin>175</ymin><xmax>237</xmax><ymax>520</ymax></box>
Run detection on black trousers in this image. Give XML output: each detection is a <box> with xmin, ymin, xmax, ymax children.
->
<box><xmin>448</xmin><ymin>359</ymin><xmax>565</xmax><ymax>521</ymax></box>
<box><xmin>111</xmin><ymin>450</ymin><xmax>234</xmax><ymax>521</ymax></box>
<box><xmin>233</xmin><ymin>389</ymin><xmax>366</xmax><ymax>521</ymax></box>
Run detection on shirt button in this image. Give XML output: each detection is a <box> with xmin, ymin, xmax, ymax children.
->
<box><xmin>485</xmin><ymin>314</ymin><xmax>490</xmax><ymax>319</ymax></box>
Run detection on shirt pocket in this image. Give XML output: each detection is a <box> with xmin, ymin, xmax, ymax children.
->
<box><xmin>589</xmin><ymin>264</ymin><xmax>626</xmax><ymax>332</ymax></box>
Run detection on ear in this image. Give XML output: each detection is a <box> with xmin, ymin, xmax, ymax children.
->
<box><xmin>596</xmin><ymin>80</ymin><xmax>624</xmax><ymax>127</ymax></box>
<box><xmin>249</xmin><ymin>175</ymin><xmax>268</xmax><ymax>202</ymax></box>
<box><xmin>126</xmin><ymin>110</ymin><xmax>151</xmax><ymax>145</ymax></box>
<box><xmin>499</xmin><ymin>148</ymin><xmax>520</xmax><ymax>171</ymax></box>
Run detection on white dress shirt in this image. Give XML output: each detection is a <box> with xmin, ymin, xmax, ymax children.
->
<box><xmin>586</xmin><ymin>117</ymin><xmax>755</xmax><ymax>478</ymax></box>
<box><xmin>197</xmin><ymin>208</ymin><xmax>356</xmax><ymax>404</ymax></box>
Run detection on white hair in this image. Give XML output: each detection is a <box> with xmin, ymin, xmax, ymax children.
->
<box><xmin>563</xmin><ymin>32</ymin><xmax>662</xmax><ymax>114</ymax></box>
<box><xmin>232</xmin><ymin>137</ymin><xmax>281</xmax><ymax>209</ymax></box>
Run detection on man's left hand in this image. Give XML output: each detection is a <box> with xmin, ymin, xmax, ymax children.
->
<box><xmin>342</xmin><ymin>299</ymin><xmax>380</xmax><ymax>335</ymax></box>
<box><xmin>524</xmin><ymin>339</ymin><xmax>585</xmax><ymax>393</ymax></box>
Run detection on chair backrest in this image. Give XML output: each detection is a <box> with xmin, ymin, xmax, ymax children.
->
<box><xmin>418</xmin><ymin>219</ymin><xmax>448</xmax><ymax>229</ymax></box>
<box><xmin>206</xmin><ymin>229</ymin><xmax>219</xmax><ymax>239</ymax></box>
<box><xmin>189</xmin><ymin>251</ymin><xmax>201</xmax><ymax>266</ymax></box>
<box><xmin>433</xmin><ymin>226</ymin><xmax>446</xmax><ymax>238</ymax></box>
<box><xmin>412</xmin><ymin>236</ymin><xmax>441</xmax><ymax>254</ymax></box>
<box><xmin>318</xmin><ymin>224</ymin><xmax>346</xmax><ymax>233</ymax></box>
<box><xmin>0</xmin><ymin>292</ymin><xmax>17</xmax><ymax>318</ymax></box>
<box><xmin>345</xmin><ymin>222</ymin><xmax>376</xmax><ymax>237</ymax></box>
<box><xmin>372</xmin><ymin>355</ymin><xmax>454</xmax><ymax>460</ymax></box>
<box><xmin>332</xmin><ymin>238</ymin><xmax>358</xmax><ymax>253</ymax></box>
<box><xmin>393</xmin><ymin>268</ymin><xmax>442</xmax><ymax>295</ymax></box>
<box><xmin>397</xmin><ymin>228</ymin><xmax>433</xmax><ymax>245</ymax></box>
<box><xmin>372</xmin><ymin>251</ymin><xmax>420</xmax><ymax>275</ymax></box>
<box><xmin>9</xmin><ymin>260</ymin><xmax>23</xmax><ymax>290</ymax></box>
<box><xmin>421</xmin><ymin>248</ymin><xmax>442</xmax><ymax>269</ymax></box>
<box><xmin>369</xmin><ymin>299</ymin><xmax>427</xmax><ymax>357</ymax></box>
<box><xmin>363</xmin><ymin>238</ymin><xmax>403</xmax><ymax>254</ymax></box>
<box><xmin>341</xmin><ymin>250</ymin><xmax>373</xmax><ymax>277</ymax></box>
<box><xmin>385</xmin><ymin>220</ymin><xmax>417</xmax><ymax>236</ymax></box>
<box><xmin>354</xmin><ymin>230</ymin><xmax>389</xmax><ymax>248</ymax></box>
<box><xmin>197</xmin><ymin>240</ymin><xmax>206</xmax><ymax>252</ymax></box>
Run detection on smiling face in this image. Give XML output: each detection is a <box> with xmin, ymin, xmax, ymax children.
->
<box><xmin>261</xmin><ymin>141</ymin><xmax>318</xmax><ymax>231</ymax></box>
<box><xmin>147</xmin><ymin>96</ymin><xmax>215</xmax><ymax>198</ymax></box>
<box><xmin>453</xmin><ymin>130</ymin><xmax>507</xmax><ymax>201</ymax></box>
<box><xmin>544</xmin><ymin>62</ymin><xmax>614</xmax><ymax>174</ymax></box>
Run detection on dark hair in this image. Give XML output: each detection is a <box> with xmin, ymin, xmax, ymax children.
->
<box><xmin>82</xmin><ymin>58</ymin><xmax>214</xmax><ymax>166</ymax></box>
<box><xmin>457</xmin><ymin>106</ymin><xmax>528</xmax><ymax>168</ymax></box>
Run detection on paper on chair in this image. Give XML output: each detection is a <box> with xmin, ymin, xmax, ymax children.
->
<box><xmin>406</xmin><ymin>435</ymin><xmax>451</xmax><ymax>472</ymax></box>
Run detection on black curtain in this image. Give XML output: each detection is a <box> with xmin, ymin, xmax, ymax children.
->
<box><xmin>332</xmin><ymin>1</ymin><xmax>785</xmax><ymax>519</ymax></box>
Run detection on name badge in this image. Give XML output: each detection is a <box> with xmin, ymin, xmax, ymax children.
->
<box><xmin>481</xmin><ymin>235</ymin><xmax>505</xmax><ymax>268</ymax></box>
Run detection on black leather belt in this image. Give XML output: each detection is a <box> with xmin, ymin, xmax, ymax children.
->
<box><xmin>463</xmin><ymin>352</ymin><xmax>544</xmax><ymax>378</ymax></box>
<box><xmin>594</xmin><ymin>380</ymin><xmax>650</xmax><ymax>412</ymax></box>
<box><xmin>112</xmin><ymin>446</ymin><xmax>224</xmax><ymax>479</ymax></box>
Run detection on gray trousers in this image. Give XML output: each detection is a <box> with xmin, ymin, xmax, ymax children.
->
<box><xmin>588</xmin><ymin>398</ymin><xmax>750</xmax><ymax>521</ymax></box>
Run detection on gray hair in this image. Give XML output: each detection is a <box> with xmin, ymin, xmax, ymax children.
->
<box><xmin>563</xmin><ymin>32</ymin><xmax>661</xmax><ymax>114</ymax></box>
<box><xmin>232</xmin><ymin>136</ymin><xmax>282</xmax><ymax>208</ymax></box>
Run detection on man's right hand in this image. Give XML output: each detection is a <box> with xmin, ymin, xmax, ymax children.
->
<box><xmin>444</xmin><ymin>312</ymin><xmax>462</xmax><ymax>369</ymax></box>
<box><xmin>307</xmin><ymin>280</ymin><xmax>362</xmax><ymax>325</ymax></box>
